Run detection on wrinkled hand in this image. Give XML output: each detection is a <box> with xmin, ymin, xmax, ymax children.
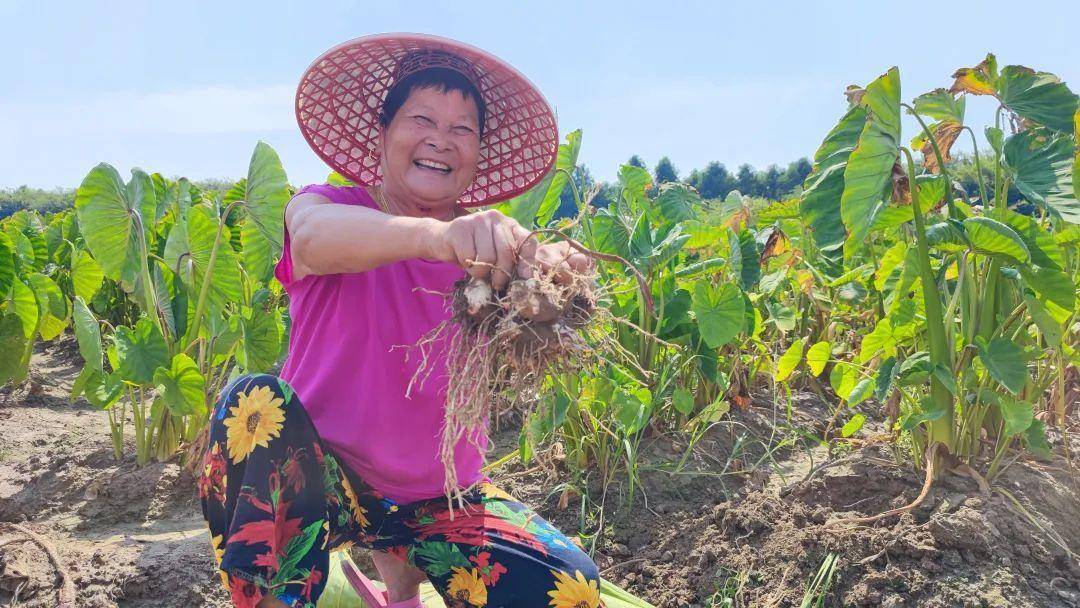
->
<box><xmin>426</xmin><ymin>210</ymin><xmax>594</xmax><ymax>290</ymax></box>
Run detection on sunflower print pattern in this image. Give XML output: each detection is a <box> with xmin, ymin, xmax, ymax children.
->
<box><xmin>200</xmin><ymin>374</ymin><xmax>604</xmax><ymax>608</ymax></box>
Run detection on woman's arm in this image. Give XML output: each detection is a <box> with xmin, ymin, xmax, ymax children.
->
<box><xmin>287</xmin><ymin>192</ymin><xmax>588</xmax><ymax>289</ymax></box>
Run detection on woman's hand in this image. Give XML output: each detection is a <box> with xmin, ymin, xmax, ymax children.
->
<box><xmin>426</xmin><ymin>210</ymin><xmax>594</xmax><ymax>290</ymax></box>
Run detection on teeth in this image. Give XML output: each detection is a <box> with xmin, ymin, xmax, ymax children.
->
<box><xmin>415</xmin><ymin>159</ymin><xmax>451</xmax><ymax>171</ymax></box>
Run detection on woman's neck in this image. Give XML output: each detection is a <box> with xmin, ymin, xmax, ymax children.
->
<box><xmin>373</xmin><ymin>185</ymin><xmax>459</xmax><ymax>221</ymax></box>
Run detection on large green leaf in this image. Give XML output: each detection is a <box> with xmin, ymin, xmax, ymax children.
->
<box><xmin>991</xmin><ymin>206</ymin><xmax>1063</xmax><ymax>270</ymax></box>
<box><xmin>913</xmin><ymin>88</ymin><xmax>966</xmax><ymax>124</ymax></box>
<box><xmin>74</xmin><ymin>165</ymin><xmax>154</xmax><ymax>289</ymax></box>
<box><xmin>113</xmin><ymin>318</ymin><xmax>169</xmax><ymax>386</ymax></box>
<box><xmin>1004</xmin><ymin>131</ymin><xmax>1079</xmax><ymax>224</ymax></box>
<box><xmin>975</xmin><ymin>336</ymin><xmax>1030</xmax><ymax>395</ymax></box>
<box><xmin>996</xmin><ymin>65</ymin><xmax>1079</xmax><ymax>134</ymax></box>
<box><xmin>1020</xmin><ymin>265</ymin><xmax>1074</xmax><ymax>324</ymax></box>
<box><xmin>237</xmin><ymin>309</ymin><xmax>280</xmax><ymax>373</ymax></box>
<box><xmin>537</xmin><ymin>130</ymin><xmax>582</xmax><ymax>225</ymax></box>
<box><xmin>0</xmin><ymin>313</ymin><xmax>28</xmax><ymax>385</ymax></box>
<box><xmin>691</xmin><ymin>281</ymin><xmax>744</xmax><ymax>349</ymax></box>
<box><xmin>186</xmin><ymin>205</ymin><xmax>243</xmax><ymax>310</ymax></box>
<box><xmin>0</xmin><ymin>232</ymin><xmax>14</xmax><ymax>299</ymax></box>
<box><xmin>800</xmin><ymin>106</ymin><xmax>868</xmax><ymax>264</ymax></box>
<box><xmin>806</xmin><ymin>340</ymin><xmax>830</xmax><ymax>376</ymax></box>
<box><xmin>656</xmin><ymin>183</ymin><xmax>699</xmax><ymax>224</ymax></box>
<box><xmin>27</xmin><ymin>273</ymin><xmax>67</xmax><ymax>341</ymax></box>
<box><xmin>588</xmin><ymin>210</ymin><xmax>631</xmax><ymax>260</ymax></box>
<box><xmin>618</xmin><ymin>164</ymin><xmax>652</xmax><ymax>213</ymax></box>
<box><xmin>240</xmin><ymin>142</ymin><xmax>292</xmax><ymax>283</ymax></box>
<box><xmin>495</xmin><ymin>171</ymin><xmax>555</xmax><ymax>227</ymax></box>
<box><xmin>996</xmin><ymin>394</ymin><xmax>1034</xmax><ymax>437</ymax></box>
<box><xmin>8</xmin><ymin>279</ymin><xmax>38</xmax><ymax>339</ymax></box>
<box><xmin>70</xmin><ymin>248</ymin><xmax>106</xmax><ymax>302</ymax></box>
<box><xmin>153</xmin><ymin>353</ymin><xmax>206</xmax><ymax>416</ymax></box>
<box><xmin>775</xmin><ymin>338</ymin><xmax>806</xmax><ymax>382</ymax></box>
<box><xmin>72</xmin><ymin>296</ymin><xmax>102</xmax><ymax>371</ymax></box>
<box><xmin>962</xmin><ymin>217</ymin><xmax>1030</xmax><ymax>263</ymax></box>
<box><xmin>841</xmin><ymin>68</ymin><xmax>901</xmax><ymax>257</ymax></box>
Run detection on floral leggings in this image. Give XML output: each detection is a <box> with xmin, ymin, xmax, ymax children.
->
<box><xmin>199</xmin><ymin>374</ymin><xmax>603</xmax><ymax>608</ymax></box>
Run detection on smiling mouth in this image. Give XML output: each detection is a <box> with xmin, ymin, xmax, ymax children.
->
<box><xmin>413</xmin><ymin>159</ymin><xmax>452</xmax><ymax>175</ymax></box>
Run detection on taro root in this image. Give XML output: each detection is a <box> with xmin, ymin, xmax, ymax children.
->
<box><xmin>409</xmin><ymin>267</ymin><xmax>601</xmax><ymax>504</ymax></box>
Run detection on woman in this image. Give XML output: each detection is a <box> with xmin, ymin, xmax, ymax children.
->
<box><xmin>199</xmin><ymin>34</ymin><xmax>602</xmax><ymax>608</ymax></box>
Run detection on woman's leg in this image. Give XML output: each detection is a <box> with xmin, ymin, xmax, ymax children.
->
<box><xmin>200</xmin><ymin>374</ymin><xmax>349</xmax><ymax>608</ymax></box>
<box><xmin>393</xmin><ymin>483</ymin><xmax>604</xmax><ymax>608</ymax></box>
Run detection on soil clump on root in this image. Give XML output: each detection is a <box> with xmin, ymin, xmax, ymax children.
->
<box><xmin>412</xmin><ymin>270</ymin><xmax>601</xmax><ymax>500</ymax></box>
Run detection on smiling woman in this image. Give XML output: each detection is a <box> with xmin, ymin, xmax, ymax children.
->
<box><xmin>198</xmin><ymin>33</ymin><xmax>603</xmax><ymax>608</ymax></box>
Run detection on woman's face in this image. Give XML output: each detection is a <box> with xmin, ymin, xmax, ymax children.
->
<box><xmin>378</xmin><ymin>86</ymin><xmax>481</xmax><ymax>211</ymax></box>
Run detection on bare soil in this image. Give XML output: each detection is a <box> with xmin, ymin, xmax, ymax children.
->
<box><xmin>2</xmin><ymin>341</ymin><xmax>1078</xmax><ymax>607</ymax></box>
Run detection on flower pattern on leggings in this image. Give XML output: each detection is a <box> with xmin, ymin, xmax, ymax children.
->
<box><xmin>200</xmin><ymin>374</ymin><xmax>604</xmax><ymax>608</ymax></box>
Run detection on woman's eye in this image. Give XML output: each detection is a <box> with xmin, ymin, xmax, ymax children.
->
<box><xmin>452</xmin><ymin>125</ymin><xmax>476</xmax><ymax>136</ymax></box>
<box><xmin>412</xmin><ymin>115</ymin><xmax>435</xmax><ymax>127</ymax></box>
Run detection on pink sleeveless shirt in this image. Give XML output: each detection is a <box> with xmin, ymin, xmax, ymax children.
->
<box><xmin>274</xmin><ymin>183</ymin><xmax>484</xmax><ymax>504</ymax></box>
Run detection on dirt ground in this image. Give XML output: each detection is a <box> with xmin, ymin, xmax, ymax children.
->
<box><xmin>1</xmin><ymin>340</ymin><xmax>1078</xmax><ymax>607</ymax></box>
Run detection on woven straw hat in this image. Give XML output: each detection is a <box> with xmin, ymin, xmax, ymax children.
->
<box><xmin>295</xmin><ymin>33</ymin><xmax>559</xmax><ymax>207</ymax></box>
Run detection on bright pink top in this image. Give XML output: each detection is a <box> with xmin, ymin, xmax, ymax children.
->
<box><xmin>274</xmin><ymin>184</ymin><xmax>484</xmax><ymax>504</ymax></box>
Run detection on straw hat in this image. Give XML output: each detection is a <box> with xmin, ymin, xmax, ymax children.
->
<box><xmin>295</xmin><ymin>33</ymin><xmax>559</xmax><ymax>206</ymax></box>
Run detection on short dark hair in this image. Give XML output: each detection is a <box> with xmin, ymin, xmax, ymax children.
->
<box><xmin>378</xmin><ymin>68</ymin><xmax>486</xmax><ymax>136</ymax></box>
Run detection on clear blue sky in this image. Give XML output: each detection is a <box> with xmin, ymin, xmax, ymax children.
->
<box><xmin>2</xmin><ymin>0</ymin><xmax>1077</xmax><ymax>190</ymax></box>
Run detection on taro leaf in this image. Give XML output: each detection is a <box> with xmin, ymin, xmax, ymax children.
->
<box><xmin>70</xmin><ymin>248</ymin><xmax>105</xmax><ymax>302</ymax></box>
<box><xmin>896</xmin><ymin>352</ymin><xmax>932</xmax><ymax>387</ymax></box>
<box><xmin>841</xmin><ymin>68</ymin><xmax>901</xmax><ymax>258</ymax></box>
<box><xmin>829</xmin><ymin>361</ymin><xmax>859</xmax><ymax>401</ymax></box>
<box><xmin>926</xmin><ymin>220</ymin><xmax>968</xmax><ymax>253</ymax></box>
<box><xmin>615</xmin><ymin>387</ymin><xmax>652</xmax><ymax>434</ymax></box>
<box><xmin>874</xmin><ymin>356</ymin><xmax>899</xmax><ymax>401</ymax></box>
<box><xmin>628</xmin><ymin>213</ymin><xmax>653</xmax><ymax>263</ymax></box>
<box><xmin>0</xmin><ymin>232</ymin><xmax>14</xmax><ymax>299</ymax></box>
<box><xmin>1023</xmin><ymin>419</ymin><xmax>1052</xmax><ymax>459</ymax></box>
<box><xmin>758</xmin><ymin>198</ymin><xmax>800</xmax><ymax>222</ymax></box>
<box><xmin>737</xmin><ymin>230</ymin><xmax>760</xmax><ymax>289</ymax></box>
<box><xmin>618</xmin><ymin>164</ymin><xmax>652</xmax><ymax>212</ymax></box>
<box><xmin>996</xmin><ymin>394</ymin><xmax>1034</xmax><ymax>437</ymax></box>
<box><xmin>846</xmin><ymin>378</ymin><xmax>874</xmax><ymax>407</ymax></box>
<box><xmin>962</xmin><ymin>217</ymin><xmax>1030</xmax><ymax>263</ymax></box>
<box><xmin>858</xmin><ymin>318</ymin><xmax>898</xmax><ymax>364</ymax></box>
<box><xmin>74</xmin><ymin>165</ymin><xmax>154</xmax><ymax>289</ymax></box>
<box><xmin>800</xmin><ymin>105</ymin><xmax>868</xmax><ymax>267</ymax></box>
<box><xmin>841</xmin><ymin>413</ymin><xmax>867</xmax><ymax>438</ymax></box>
<box><xmin>915</xmin><ymin>174</ymin><xmax>948</xmax><ymax>212</ymax></box>
<box><xmin>0</xmin><ymin>313</ymin><xmax>28</xmax><ymax>385</ymax></box>
<box><xmin>775</xmin><ymin>337</ymin><xmax>806</xmax><ymax>382</ymax></box>
<box><xmin>806</xmin><ymin>341</ymin><xmax>831</xmax><ymax>376</ymax></box>
<box><xmin>237</xmin><ymin>144</ymin><xmax>290</xmax><ymax>283</ymax></box>
<box><xmin>974</xmin><ymin>336</ymin><xmax>1030</xmax><ymax>395</ymax></box>
<box><xmin>536</xmin><ymin>130</ymin><xmax>582</xmax><ymax>226</ymax></box>
<box><xmin>912</xmin><ymin>88</ymin><xmax>966</xmax><ymax>124</ymax></box>
<box><xmin>27</xmin><ymin>273</ymin><xmax>67</xmax><ymax>341</ymax></box>
<box><xmin>1020</xmin><ymin>265</ymin><xmax>1074</xmax><ymax>324</ymax></box>
<box><xmin>72</xmin><ymin>297</ymin><xmax>102</xmax><ymax>371</ymax></box>
<box><xmin>1075</xmin><ymin>109</ymin><xmax>1080</xmax><ymax>201</ymax></box>
<box><xmin>995</xmin><ymin>65</ymin><xmax>1079</xmax><ymax>134</ymax></box>
<box><xmin>237</xmin><ymin>310</ymin><xmax>280</xmax><ymax>373</ymax></box>
<box><xmin>902</xmin><ymin>396</ymin><xmax>949</xmax><ymax>432</ymax></box>
<box><xmin>656</xmin><ymin>183</ymin><xmax>699</xmax><ymax>224</ymax></box>
<box><xmin>949</xmin><ymin>54</ymin><xmax>999</xmax><ymax>96</ymax></box>
<box><xmin>874</xmin><ymin>241</ymin><xmax>908</xmax><ymax>292</ymax></box>
<box><xmin>681</xmin><ymin>220</ymin><xmax>727</xmax><ymax>250</ymax></box>
<box><xmin>765</xmin><ymin>301</ymin><xmax>796</xmax><ymax>332</ymax></box>
<box><xmin>869</xmin><ymin>206</ymin><xmax>913</xmax><ymax>231</ymax></box>
<box><xmin>153</xmin><ymin>353</ymin><xmax>206</xmax><ymax>417</ymax></box>
<box><xmin>588</xmin><ymin>210</ymin><xmax>631</xmax><ymax>260</ymax></box>
<box><xmin>672</xmin><ymin>388</ymin><xmax>694</xmax><ymax>416</ymax></box>
<box><xmin>991</xmin><ymin>206</ymin><xmax>1063</xmax><ymax>270</ymax></box>
<box><xmin>9</xmin><ymin>279</ymin><xmax>38</xmax><ymax>339</ymax></box>
<box><xmin>188</xmin><ymin>205</ymin><xmax>244</xmax><ymax>310</ymax></box>
<box><xmin>5</xmin><ymin>224</ymin><xmax>35</xmax><ymax>273</ymax></box>
<box><xmin>691</xmin><ymin>281</ymin><xmax>744</xmax><ymax>349</ymax></box>
<box><xmin>498</xmin><ymin>169</ymin><xmax>555</xmax><ymax>227</ymax></box>
<box><xmin>1024</xmin><ymin>290</ymin><xmax>1062</xmax><ymax>347</ymax></box>
<box><xmin>1004</xmin><ymin>131</ymin><xmax>1079</xmax><ymax>224</ymax></box>
<box><xmin>113</xmin><ymin>318</ymin><xmax>169</xmax><ymax>386</ymax></box>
